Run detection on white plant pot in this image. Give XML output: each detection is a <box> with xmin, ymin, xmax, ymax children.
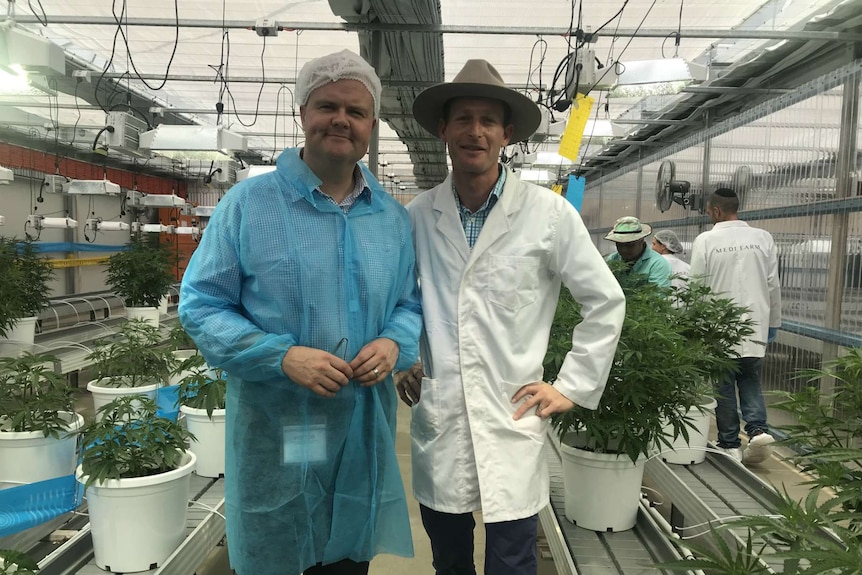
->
<box><xmin>180</xmin><ymin>405</ymin><xmax>225</xmax><ymax>478</ymax></box>
<box><xmin>559</xmin><ymin>436</ymin><xmax>646</xmax><ymax>532</ymax></box>
<box><xmin>660</xmin><ymin>398</ymin><xmax>718</xmax><ymax>466</ymax></box>
<box><xmin>126</xmin><ymin>306</ymin><xmax>160</xmax><ymax>327</ymax></box>
<box><xmin>169</xmin><ymin>350</ymin><xmax>201</xmax><ymax>386</ymax></box>
<box><xmin>76</xmin><ymin>451</ymin><xmax>197</xmax><ymax>573</ymax></box>
<box><xmin>0</xmin><ymin>412</ymin><xmax>84</xmax><ymax>485</ymax></box>
<box><xmin>0</xmin><ymin>316</ymin><xmax>38</xmax><ymax>345</ymax></box>
<box><xmin>86</xmin><ymin>379</ymin><xmax>160</xmax><ymax>417</ymax></box>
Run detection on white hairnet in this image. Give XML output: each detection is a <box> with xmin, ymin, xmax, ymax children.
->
<box><xmin>295</xmin><ymin>49</ymin><xmax>382</xmax><ymax>117</ymax></box>
<box><xmin>654</xmin><ymin>230</ymin><xmax>684</xmax><ymax>254</ymax></box>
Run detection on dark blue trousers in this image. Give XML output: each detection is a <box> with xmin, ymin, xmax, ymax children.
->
<box><xmin>303</xmin><ymin>559</ymin><xmax>369</xmax><ymax>575</ymax></box>
<box><xmin>420</xmin><ymin>505</ymin><xmax>539</xmax><ymax>575</ymax></box>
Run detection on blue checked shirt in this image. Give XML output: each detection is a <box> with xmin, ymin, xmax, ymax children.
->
<box><xmin>453</xmin><ymin>167</ymin><xmax>507</xmax><ymax>249</ymax></box>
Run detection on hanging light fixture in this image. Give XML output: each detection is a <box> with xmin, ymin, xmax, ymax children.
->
<box><xmin>0</xmin><ymin>166</ymin><xmax>13</xmax><ymax>184</ymax></box>
<box><xmin>236</xmin><ymin>165</ymin><xmax>276</xmax><ymax>182</ymax></box>
<box><xmin>138</xmin><ymin>125</ymin><xmax>248</xmax><ymax>161</ymax></box>
<box><xmin>609</xmin><ymin>58</ymin><xmax>707</xmax><ymax>98</ymax></box>
<box><xmin>583</xmin><ymin>119</ymin><xmax>628</xmax><ymax>140</ymax></box>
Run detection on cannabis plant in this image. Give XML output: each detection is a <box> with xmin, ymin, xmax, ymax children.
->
<box><xmin>545</xmin><ymin>263</ymin><xmax>752</xmax><ymax>463</ymax></box>
<box><xmin>176</xmin><ymin>354</ymin><xmax>226</xmax><ymax>419</ymax></box>
<box><xmin>0</xmin><ymin>237</ymin><xmax>55</xmax><ymax>337</ymax></box>
<box><xmin>664</xmin><ymin>352</ymin><xmax>862</xmax><ymax>575</ymax></box>
<box><xmin>78</xmin><ymin>395</ymin><xmax>194</xmax><ymax>489</ymax></box>
<box><xmin>106</xmin><ymin>233</ymin><xmax>175</xmax><ymax>308</ymax></box>
<box><xmin>88</xmin><ymin>319</ymin><xmax>176</xmax><ymax>388</ymax></box>
<box><xmin>0</xmin><ymin>549</ymin><xmax>39</xmax><ymax>574</ymax></box>
<box><xmin>0</xmin><ymin>352</ymin><xmax>75</xmax><ymax>437</ymax></box>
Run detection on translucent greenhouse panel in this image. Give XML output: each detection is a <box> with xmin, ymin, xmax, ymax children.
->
<box><xmin>709</xmin><ymin>87</ymin><xmax>843</xmax><ymax>213</ymax></box>
<box><xmin>596</xmin><ymin>170</ymin><xmax>639</xmax><ymax>230</ymax></box>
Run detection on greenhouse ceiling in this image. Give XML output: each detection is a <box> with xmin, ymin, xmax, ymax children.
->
<box><xmin>1</xmin><ymin>0</ymin><xmax>860</xmax><ymax>192</ymax></box>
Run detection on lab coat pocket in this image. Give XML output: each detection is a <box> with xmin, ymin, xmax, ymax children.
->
<box><xmin>410</xmin><ymin>377</ymin><xmax>440</xmax><ymax>442</ymax></box>
<box><xmin>486</xmin><ymin>255</ymin><xmax>540</xmax><ymax>313</ymax></box>
<box><xmin>502</xmin><ymin>380</ymin><xmax>550</xmax><ymax>444</ymax></box>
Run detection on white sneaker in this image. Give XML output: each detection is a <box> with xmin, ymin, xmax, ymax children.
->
<box><xmin>716</xmin><ymin>446</ymin><xmax>742</xmax><ymax>463</ymax></box>
<box><xmin>742</xmin><ymin>432</ymin><xmax>775</xmax><ymax>464</ymax></box>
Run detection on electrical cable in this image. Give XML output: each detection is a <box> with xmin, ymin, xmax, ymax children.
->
<box><xmin>110</xmin><ymin>0</ymin><xmax>179</xmax><ymax>92</ymax></box>
<box><xmin>27</xmin><ymin>0</ymin><xmax>47</xmax><ymax>26</ymax></box>
<box><xmin>69</xmin><ymin>79</ymin><xmax>83</xmax><ymax>148</ymax></box>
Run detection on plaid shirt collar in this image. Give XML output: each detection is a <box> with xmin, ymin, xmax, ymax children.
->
<box><xmin>315</xmin><ymin>163</ymin><xmax>371</xmax><ymax>213</ymax></box>
<box><xmin>453</xmin><ymin>166</ymin><xmax>507</xmax><ymax>248</ymax></box>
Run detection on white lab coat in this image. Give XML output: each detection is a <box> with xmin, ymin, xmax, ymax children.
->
<box><xmin>662</xmin><ymin>253</ymin><xmax>691</xmax><ymax>291</ymax></box>
<box><xmin>690</xmin><ymin>220</ymin><xmax>782</xmax><ymax>358</ymax></box>
<box><xmin>406</xmin><ymin>169</ymin><xmax>625</xmax><ymax>523</ymax></box>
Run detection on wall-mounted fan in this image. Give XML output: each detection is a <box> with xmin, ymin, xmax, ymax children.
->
<box><xmin>655</xmin><ymin>160</ymin><xmax>676</xmax><ymax>212</ymax></box>
<box><xmin>655</xmin><ymin>160</ymin><xmax>699</xmax><ymax>212</ymax></box>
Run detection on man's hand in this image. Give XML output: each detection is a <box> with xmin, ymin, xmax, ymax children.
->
<box><xmin>282</xmin><ymin>346</ymin><xmax>353</xmax><ymax>398</ymax></box>
<box><xmin>511</xmin><ymin>382</ymin><xmax>575</xmax><ymax>420</ymax></box>
<box><xmin>395</xmin><ymin>362</ymin><xmax>424</xmax><ymax>406</ymax></box>
<box><xmin>349</xmin><ymin>337</ymin><xmax>399</xmax><ymax>387</ymax></box>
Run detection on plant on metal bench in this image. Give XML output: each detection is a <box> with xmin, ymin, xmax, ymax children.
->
<box><xmin>661</xmin><ymin>350</ymin><xmax>862</xmax><ymax>575</ymax></box>
<box><xmin>176</xmin><ymin>354</ymin><xmax>227</xmax><ymax>477</ymax></box>
<box><xmin>106</xmin><ymin>233</ymin><xmax>175</xmax><ymax>324</ymax></box>
<box><xmin>86</xmin><ymin>319</ymin><xmax>177</xmax><ymax>414</ymax></box>
<box><xmin>0</xmin><ymin>352</ymin><xmax>83</xmax><ymax>485</ymax></box>
<box><xmin>543</xmin><ymin>262</ymin><xmax>751</xmax><ymax>532</ymax></box>
<box><xmin>76</xmin><ymin>395</ymin><xmax>196</xmax><ymax>572</ymax></box>
<box><xmin>0</xmin><ymin>237</ymin><xmax>55</xmax><ymax>342</ymax></box>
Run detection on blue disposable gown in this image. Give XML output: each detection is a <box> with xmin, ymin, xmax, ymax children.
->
<box><xmin>178</xmin><ymin>149</ymin><xmax>422</xmax><ymax>575</ymax></box>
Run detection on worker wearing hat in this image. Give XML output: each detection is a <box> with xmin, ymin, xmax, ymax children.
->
<box><xmin>605</xmin><ymin>216</ymin><xmax>672</xmax><ymax>287</ymax></box>
<box><xmin>397</xmin><ymin>59</ymin><xmax>625</xmax><ymax>575</ymax></box>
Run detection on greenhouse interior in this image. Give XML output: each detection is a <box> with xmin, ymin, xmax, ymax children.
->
<box><xmin>0</xmin><ymin>0</ymin><xmax>861</xmax><ymax>574</ymax></box>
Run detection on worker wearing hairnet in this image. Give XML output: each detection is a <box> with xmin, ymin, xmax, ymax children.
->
<box><xmin>605</xmin><ymin>216</ymin><xmax>672</xmax><ymax>287</ymax></box>
<box><xmin>178</xmin><ymin>50</ymin><xmax>422</xmax><ymax>575</ymax></box>
<box><xmin>652</xmin><ymin>229</ymin><xmax>691</xmax><ymax>291</ymax></box>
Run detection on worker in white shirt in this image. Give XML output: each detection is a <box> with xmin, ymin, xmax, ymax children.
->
<box><xmin>690</xmin><ymin>188</ymin><xmax>782</xmax><ymax>465</ymax></box>
<box><xmin>652</xmin><ymin>229</ymin><xmax>690</xmax><ymax>292</ymax></box>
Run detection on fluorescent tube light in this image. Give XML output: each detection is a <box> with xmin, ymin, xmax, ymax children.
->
<box><xmin>131</xmin><ymin>222</ymin><xmax>170</xmax><ymax>233</ymax></box>
<box><xmin>194</xmin><ymin>206</ymin><xmax>216</xmax><ymax>217</ymax></box>
<box><xmin>86</xmin><ymin>218</ymin><xmax>129</xmax><ymax>232</ymax></box>
<box><xmin>141</xmin><ymin>194</ymin><xmax>186</xmax><ymax>207</ymax></box>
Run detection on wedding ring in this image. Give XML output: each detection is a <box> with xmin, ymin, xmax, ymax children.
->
<box><xmin>373</xmin><ymin>367</ymin><xmax>380</xmax><ymax>376</ymax></box>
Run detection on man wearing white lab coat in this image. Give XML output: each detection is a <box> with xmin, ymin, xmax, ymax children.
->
<box><xmin>398</xmin><ymin>59</ymin><xmax>626</xmax><ymax>575</ymax></box>
<box><xmin>690</xmin><ymin>188</ymin><xmax>782</xmax><ymax>465</ymax></box>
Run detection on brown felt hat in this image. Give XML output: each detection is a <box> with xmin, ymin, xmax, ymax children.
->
<box><xmin>412</xmin><ymin>59</ymin><xmax>542</xmax><ymax>143</ymax></box>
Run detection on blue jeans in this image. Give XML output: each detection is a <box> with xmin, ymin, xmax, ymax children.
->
<box><xmin>420</xmin><ymin>505</ymin><xmax>538</xmax><ymax>575</ymax></box>
<box><xmin>714</xmin><ymin>357</ymin><xmax>769</xmax><ymax>448</ymax></box>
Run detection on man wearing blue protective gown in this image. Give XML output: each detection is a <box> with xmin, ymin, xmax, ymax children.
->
<box><xmin>178</xmin><ymin>50</ymin><xmax>422</xmax><ymax>575</ymax></box>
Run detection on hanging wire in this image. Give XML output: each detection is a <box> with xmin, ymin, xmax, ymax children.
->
<box><xmin>27</xmin><ymin>0</ymin><xmax>47</xmax><ymax>26</ymax></box>
<box><xmin>110</xmin><ymin>0</ymin><xmax>179</xmax><ymax>92</ymax></box>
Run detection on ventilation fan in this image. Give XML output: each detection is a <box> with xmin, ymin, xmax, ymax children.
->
<box><xmin>655</xmin><ymin>160</ymin><xmax>676</xmax><ymax>212</ymax></box>
<box><xmin>656</xmin><ymin>159</ymin><xmax>701</xmax><ymax>212</ymax></box>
